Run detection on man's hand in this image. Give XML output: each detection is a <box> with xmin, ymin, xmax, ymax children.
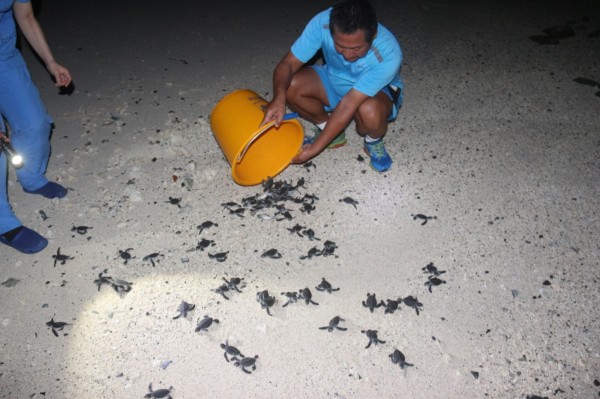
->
<box><xmin>260</xmin><ymin>98</ymin><xmax>286</xmax><ymax>128</ymax></box>
<box><xmin>291</xmin><ymin>143</ymin><xmax>321</xmax><ymax>164</ymax></box>
<box><xmin>47</xmin><ymin>61</ymin><xmax>72</xmax><ymax>87</ymax></box>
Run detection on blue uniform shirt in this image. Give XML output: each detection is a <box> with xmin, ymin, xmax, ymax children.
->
<box><xmin>291</xmin><ymin>8</ymin><xmax>403</xmax><ymax>97</ymax></box>
<box><xmin>0</xmin><ymin>0</ymin><xmax>29</xmax><ymax>62</ymax></box>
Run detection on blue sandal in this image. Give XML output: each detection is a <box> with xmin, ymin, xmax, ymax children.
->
<box><xmin>0</xmin><ymin>226</ymin><xmax>48</xmax><ymax>254</ymax></box>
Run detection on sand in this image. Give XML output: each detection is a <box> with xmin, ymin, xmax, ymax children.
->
<box><xmin>1</xmin><ymin>0</ymin><xmax>599</xmax><ymax>398</ymax></box>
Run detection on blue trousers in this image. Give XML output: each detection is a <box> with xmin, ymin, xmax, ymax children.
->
<box><xmin>0</xmin><ymin>53</ymin><xmax>53</xmax><ymax>234</ymax></box>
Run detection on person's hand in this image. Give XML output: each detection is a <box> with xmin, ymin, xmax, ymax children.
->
<box><xmin>260</xmin><ymin>99</ymin><xmax>286</xmax><ymax>128</ymax></box>
<box><xmin>291</xmin><ymin>143</ymin><xmax>320</xmax><ymax>164</ymax></box>
<box><xmin>47</xmin><ymin>61</ymin><xmax>72</xmax><ymax>87</ymax></box>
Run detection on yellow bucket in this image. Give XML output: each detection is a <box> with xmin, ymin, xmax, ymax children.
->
<box><xmin>210</xmin><ymin>89</ymin><xmax>304</xmax><ymax>186</ymax></box>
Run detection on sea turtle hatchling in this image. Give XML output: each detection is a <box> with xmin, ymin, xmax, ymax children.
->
<box><xmin>117</xmin><ymin>248</ymin><xmax>135</xmax><ymax>264</ymax></box>
<box><xmin>422</xmin><ymin>262</ymin><xmax>446</xmax><ymax>276</ymax></box>
<box><xmin>223</xmin><ymin>277</ymin><xmax>244</xmax><ymax>292</ymax></box>
<box><xmin>208</xmin><ymin>251</ymin><xmax>229</xmax><ymax>262</ymax></box>
<box><xmin>220</xmin><ymin>340</ymin><xmax>244</xmax><ymax>363</ymax></box>
<box><xmin>232</xmin><ymin>355</ymin><xmax>259</xmax><ymax>374</ymax></box>
<box><xmin>425</xmin><ymin>276</ymin><xmax>447</xmax><ymax>293</ymax></box>
<box><xmin>339</xmin><ymin>196</ymin><xmax>359</xmax><ymax>208</ymax></box>
<box><xmin>389</xmin><ymin>349</ymin><xmax>414</xmax><ymax>369</ymax></box>
<box><xmin>46</xmin><ymin>317</ymin><xmax>70</xmax><ymax>337</ymax></box>
<box><xmin>402</xmin><ymin>295</ymin><xmax>423</xmax><ymax>315</ymax></box>
<box><xmin>362</xmin><ymin>293</ymin><xmax>383</xmax><ymax>313</ymax></box>
<box><xmin>261</xmin><ymin>248</ymin><xmax>282</xmax><ymax>259</ymax></box>
<box><xmin>71</xmin><ymin>225</ymin><xmax>92</xmax><ymax>235</ymax></box>
<box><xmin>144</xmin><ymin>383</ymin><xmax>173</xmax><ymax>399</ymax></box>
<box><xmin>93</xmin><ymin>269</ymin><xmax>113</xmax><ymax>291</ymax></box>
<box><xmin>411</xmin><ymin>213</ymin><xmax>437</xmax><ymax>225</ymax></box>
<box><xmin>256</xmin><ymin>290</ymin><xmax>276</xmax><ymax>316</ymax></box>
<box><xmin>195</xmin><ymin>315</ymin><xmax>219</xmax><ymax>332</ymax></box>
<box><xmin>315</xmin><ymin>278</ymin><xmax>340</xmax><ymax>294</ymax></box>
<box><xmin>281</xmin><ymin>291</ymin><xmax>299</xmax><ymax>307</ymax></box>
<box><xmin>109</xmin><ymin>277</ymin><xmax>133</xmax><ymax>296</ymax></box>
<box><xmin>143</xmin><ymin>252</ymin><xmax>163</xmax><ymax>267</ymax></box>
<box><xmin>193</xmin><ymin>238</ymin><xmax>215</xmax><ymax>252</ymax></box>
<box><xmin>212</xmin><ymin>283</ymin><xmax>231</xmax><ymax>300</ymax></box>
<box><xmin>319</xmin><ymin>316</ymin><xmax>347</xmax><ymax>332</ymax></box>
<box><xmin>197</xmin><ymin>220</ymin><xmax>218</xmax><ymax>234</ymax></box>
<box><xmin>299</xmin><ymin>287</ymin><xmax>319</xmax><ymax>306</ymax></box>
<box><xmin>172</xmin><ymin>301</ymin><xmax>195</xmax><ymax>319</ymax></box>
<box><xmin>52</xmin><ymin>247</ymin><xmax>74</xmax><ymax>267</ymax></box>
<box><xmin>382</xmin><ymin>298</ymin><xmax>402</xmax><ymax>314</ymax></box>
<box><xmin>362</xmin><ymin>329</ymin><xmax>386</xmax><ymax>348</ymax></box>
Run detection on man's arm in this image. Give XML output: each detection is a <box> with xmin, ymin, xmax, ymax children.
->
<box><xmin>13</xmin><ymin>2</ymin><xmax>71</xmax><ymax>87</ymax></box>
<box><xmin>261</xmin><ymin>51</ymin><xmax>305</xmax><ymax>127</ymax></box>
<box><xmin>292</xmin><ymin>88</ymin><xmax>369</xmax><ymax>163</ymax></box>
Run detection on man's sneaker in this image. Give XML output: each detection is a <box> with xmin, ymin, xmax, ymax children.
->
<box><xmin>303</xmin><ymin>128</ymin><xmax>347</xmax><ymax>149</ymax></box>
<box><xmin>364</xmin><ymin>139</ymin><xmax>392</xmax><ymax>172</ymax></box>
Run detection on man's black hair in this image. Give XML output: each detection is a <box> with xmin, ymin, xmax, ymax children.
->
<box><xmin>329</xmin><ymin>0</ymin><xmax>378</xmax><ymax>43</ymax></box>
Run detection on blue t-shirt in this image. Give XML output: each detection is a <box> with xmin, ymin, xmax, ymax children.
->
<box><xmin>0</xmin><ymin>0</ymin><xmax>29</xmax><ymax>61</ymax></box>
<box><xmin>291</xmin><ymin>8</ymin><xmax>403</xmax><ymax>97</ymax></box>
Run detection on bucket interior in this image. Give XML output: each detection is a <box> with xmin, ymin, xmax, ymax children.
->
<box><xmin>232</xmin><ymin>120</ymin><xmax>303</xmax><ymax>186</ymax></box>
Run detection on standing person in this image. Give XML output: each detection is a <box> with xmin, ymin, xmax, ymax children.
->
<box><xmin>261</xmin><ymin>0</ymin><xmax>403</xmax><ymax>172</ymax></box>
<box><xmin>0</xmin><ymin>0</ymin><xmax>72</xmax><ymax>254</ymax></box>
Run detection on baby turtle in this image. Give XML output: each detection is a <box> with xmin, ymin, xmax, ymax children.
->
<box><xmin>110</xmin><ymin>278</ymin><xmax>133</xmax><ymax>296</ymax></box>
<box><xmin>220</xmin><ymin>339</ymin><xmax>243</xmax><ymax>362</ymax></box>
<box><xmin>362</xmin><ymin>293</ymin><xmax>383</xmax><ymax>313</ymax></box>
<box><xmin>143</xmin><ymin>252</ymin><xmax>163</xmax><ymax>267</ymax></box>
<box><xmin>362</xmin><ymin>329</ymin><xmax>386</xmax><ymax>348</ymax></box>
<box><xmin>256</xmin><ymin>290</ymin><xmax>276</xmax><ymax>316</ymax></box>
<box><xmin>321</xmin><ymin>240</ymin><xmax>338</xmax><ymax>257</ymax></box>
<box><xmin>208</xmin><ymin>251</ymin><xmax>229</xmax><ymax>262</ymax></box>
<box><xmin>212</xmin><ymin>283</ymin><xmax>231</xmax><ymax>300</ymax></box>
<box><xmin>319</xmin><ymin>316</ymin><xmax>347</xmax><ymax>332</ymax></box>
<box><xmin>299</xmin><ymin>287</ymin><xmax>319</xmax><ymax>306</ymax></box>
<box><xmin>281</xmin><ymin>291</ymin><xmax>299</xmax><ymax>307</ymax></box>
<box><xmin>382</xmin><ymin>298</ymin><xmax>402</xmax><ymax>314</ymax></box>
<box><xmin>93</xmin><ymin>269</ymin><xmax>113</xmax><ymax>291</ymax></box>
<box><xmin>232</xmin><ymin>355</ymin><xmax>259</xmax><ymax>374</ymax></box>
<box><xmin>389</xmin><ymin>349</ymin><xmax>414</xmax><ymax>369</ymax></box>
<box><xmin>402</xmin><ymin>295</ymin><xmax>423</xmax><ymax>315</ymax></box>
<box><xmin>166</xmin><ymin>196</ymin><xmax>181</xmax><ymax>207</ymax></box>
<box><xmin>300</xmin><ymin>246</ymin><xmax>322</xmax><ymax>260</ymax></box>
<box><xmin>194</xmin><ymin>238</ymin><xmax>215</xmax><ymax>252</ymax></box>
<box><xmin>315</xmin><ymin>278</ymin><xmax>340</xmax><ymax>293</ymax></box>
<box><xmin>339</xmin><ymin>196</ymin><xmax>359</xmax><ymax>208</ymax></box>
<box><xmin>71</xmin><ymin>225</ymin><xmax>92</xmax><ymax>235</ymax></box>
<box><xmin>223</xmin><ymin>276</ymin><xmax>244</xmax><ymax>292</ymax></box>
<box><xmin>411</xmin><ymin>213</ymin><xmax>437</xmax><ymax>225</ymax></box>
<box><xmin>425</xmin><ymin>276</ymin><xmax>447</xmax><ymax>293</ymax></box>
<box><xmin>228</xmin><ymin>207</ymin><xmax>245</xmax><ymax>217</ymax></box>
<box><xmin>117</xmin><ymin>248</ymin><xmax>134</xmax><ymax>264</ymax></box>
<box><xmin>144</xmin><ymin>383</ymin><xmax>173</xmax><ymax>399</ymax></box>
<box><xmin>286</xmin><ymin>223</ymin><xmax>305</xmax><ymax>237</ymax></box>
<box><xmin>422</xmin><ymin>262</ymin><xmax>446</xmax><ymax>276</ymax></box>
<box><xmin>197</xmin><ymin>220</ymin><xmax>218</xmax><ymax>234</ymax></box>
<box><xmin>173</xmin><ymin>301</ymin><xmax>195</xmax><ymax>319</ymax></box>
<box><xmin>195</xmin><ymin>315</ymin><xmax>219</xmax><ymax>332</ymax></box>
<box><xmin>302</xmin><ymin>228</ymin><xmax>320</xmax><ymax>241</ymax></box>
<box><xmin>46</xmin><ymin>318</ymin><xmax>70</xmax><ymax>337</ymax></box>
<box><xmin>261</xmin><ymin>248</ymin><xmax>282</xmax><ymax>259</ymax></box>
<box><xmin>52</xmin><ymin>247</ymin><xmax>74</xmax><ymax>267</ymax></box>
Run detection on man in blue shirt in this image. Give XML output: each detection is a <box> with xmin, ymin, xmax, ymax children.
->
<box><xmin>262</xmin><ymin>0</ymin><xmax>403</xmax><ymax>172</ymax></box>
<box><xmin>0</xmin><ymin>0</ymin><xmax>72</xmax><ymax>253</ymax></box>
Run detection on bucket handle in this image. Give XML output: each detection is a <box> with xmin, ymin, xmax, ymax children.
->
<box><xmin>235</xmin><ymin>113</ymin><xmax>298</xmax><ymax>164</ymax></box>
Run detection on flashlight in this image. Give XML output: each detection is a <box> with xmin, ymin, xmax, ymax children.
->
<box><xmin>0</xmin><ymin>138</ymin><xmax>23</xmax><ymax>168</ymax></box>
